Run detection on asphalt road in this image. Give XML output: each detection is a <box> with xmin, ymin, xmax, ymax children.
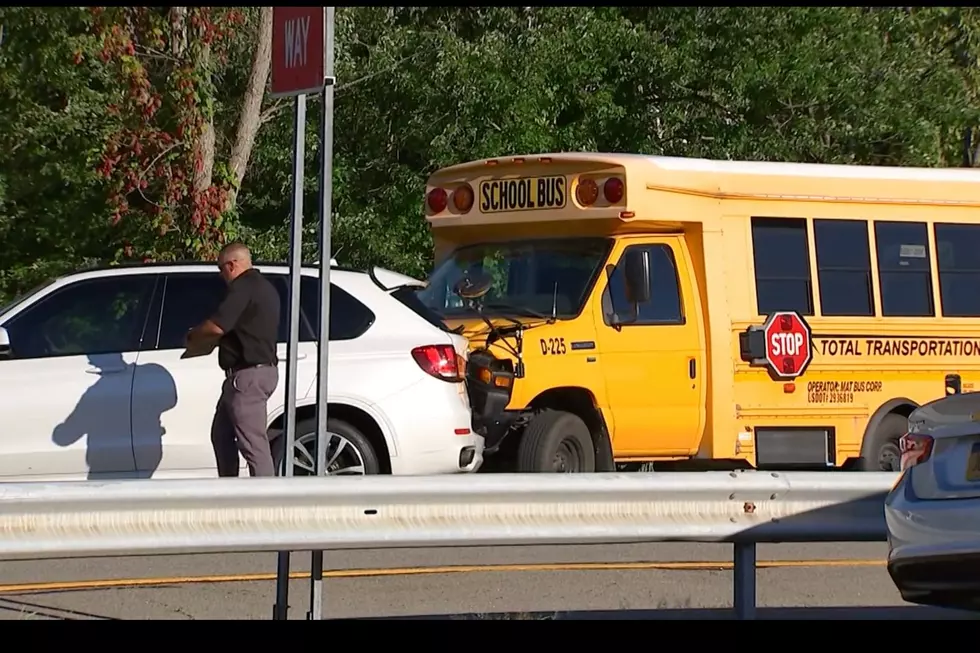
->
<box><xmin>2</xmin><ymin>541</ymin><xmax>977</xmax><ymax>620</ymax></box>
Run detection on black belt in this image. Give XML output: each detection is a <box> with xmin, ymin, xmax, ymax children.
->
<box><xmin>224</xmin><ymin>363</ymin><xmax>273</xmax><ymax>378</ymax></box>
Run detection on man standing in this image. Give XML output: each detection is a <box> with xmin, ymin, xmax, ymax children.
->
<box><xmin>185</xmin><ymin>242</ymin><xmax>281</xmax><ymax>477</ymax></box>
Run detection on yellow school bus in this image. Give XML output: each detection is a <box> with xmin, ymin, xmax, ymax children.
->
<box><xmin>414</xmin><ymin>153</ymin><xmax>980</xmax><ymax>473</ymax></box>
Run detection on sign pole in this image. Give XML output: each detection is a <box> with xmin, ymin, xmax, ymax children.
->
<box><xmin>269</xmin><ymin>6</ymin><xmax>327</xmax><ymax>621</ymax></box>
<box><xmin>273</xmin><ymin>92</ymin><xmax>307</xmax><ymax>621</ymax></box>
<box><xmin>308</xmin><ymin>5</ymin><xmax>334</xmax><ymax>622</ymax></box>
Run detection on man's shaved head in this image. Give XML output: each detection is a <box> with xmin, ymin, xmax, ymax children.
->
<box><xmin>219</xmin><ymin>241</ymin><xmax>251</xmax><ymax>264</ymax></box>
<box><xmin>217</xmin><ymin>242</ymin><xmax>252</xmax><ymax>282</ymax></box>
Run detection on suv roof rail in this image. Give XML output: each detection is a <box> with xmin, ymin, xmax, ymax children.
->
<box><xmin>70</xmin><ymin>258</ymin><xmax>359</xmax><ymax>277</ymax></box>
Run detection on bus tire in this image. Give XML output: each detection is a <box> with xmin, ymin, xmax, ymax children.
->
<box><xmin>517</xmin><ymin>409</ymin><xmax>596</xmax><ymax>473</ymax></box>
<box><xmin>858</xmin><ymin>412</ymin><xmax>907</xmax><ymax>472</ymax></box>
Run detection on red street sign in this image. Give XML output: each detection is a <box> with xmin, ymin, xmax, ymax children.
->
<box><xmin>271</xmin><ymin>7</ymin><xmax>326</xmax><ymax>98</ymax></box>
<box><xmin>762</xmin><ymin>311</ymin><xmax>813</xmax><ymax>379</ymax></box>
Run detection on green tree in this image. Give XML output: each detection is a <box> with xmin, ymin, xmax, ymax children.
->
<box><xmin>240</xmin><ymin>7</ymin><xmax>980</xmax><ymax>278</ymax></box>
<box><xmin>90</xmin><ymin>6</ymin><xmax>272</xmax><ymax>261</ymax></box>
<box><xmin>0</xmin><ymin>6</ymin><xmax>276</xmax><ymax>301</ymax></box>
<box><xmin>0</xmin><ymin>7</ymin><xmax>117</xmax><ymax>298</ymax></box>
<box><xmin>3</xmin><ymin>7</ymin><xmax>980</xmax><ymax>303</ymax></box>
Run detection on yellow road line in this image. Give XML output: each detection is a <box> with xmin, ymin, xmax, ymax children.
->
<box><xmin>0</xmin><ymin>559</ymin><xmax>884</xmax><ymax>595</ymax></box>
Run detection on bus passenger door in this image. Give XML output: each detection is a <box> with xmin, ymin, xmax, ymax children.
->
<box><xmin>593</xmin><ymin>237</ymin><xmax>705</xmax><ymax>456</ymax></box>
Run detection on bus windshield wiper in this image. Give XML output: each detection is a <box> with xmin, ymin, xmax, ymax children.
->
<box><xmin>482</xmin><ymin>302</ymin><xmax>554</xmax><ymax>322</ymax></box>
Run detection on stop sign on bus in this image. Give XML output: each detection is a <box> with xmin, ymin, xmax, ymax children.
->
<box><xmin>762</xmin><ymin>311</ymin><xmax>812</xmax><ymax>379</ymax></box>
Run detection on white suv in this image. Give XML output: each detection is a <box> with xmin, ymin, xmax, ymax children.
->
<box><xmin>0</xmin><ymin>262</ymin><xmax>484</xmax><ymax>481</ymax></box>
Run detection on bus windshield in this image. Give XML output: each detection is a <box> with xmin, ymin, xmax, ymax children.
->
<box><xmin>418</xmin><ymin>238</ymin><xmax>611</xmax><ymax>320</ymax></box>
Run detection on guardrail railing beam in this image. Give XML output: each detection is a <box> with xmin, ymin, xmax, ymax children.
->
<box><xmin>0</xmin><ymin>471</ymin><xmax>899</xmax><ymax>620</ymax></box>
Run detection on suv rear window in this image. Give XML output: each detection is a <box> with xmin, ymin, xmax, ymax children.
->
<box><xmin>392</xmin><ymin>286</ymin><xmax>451</xmax><ymax>332</ymax></box>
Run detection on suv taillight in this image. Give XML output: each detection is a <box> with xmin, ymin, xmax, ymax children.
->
<box><xmin>411</xmin><ymin>345</ymin><xmax>462</xmax><ymax>382</ymax></box>
<box><xmin>899</xmin><ymin>432</ymin><xmax>934</xmax><ymax>471</ymax></box>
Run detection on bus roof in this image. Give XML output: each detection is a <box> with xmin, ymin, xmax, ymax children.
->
<box><xmin>438</xmin><ymin>152</ymin><xmax>980</xmax><ymax>183</ymax></box>
<box><xmin>426</xmin><ymin>153</ymin><xmax>980</xmax><ymax>220</ymax></box>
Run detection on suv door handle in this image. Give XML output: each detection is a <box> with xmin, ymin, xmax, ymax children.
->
<box><xmin>86</xmin><ymin>366</ymin><xmax>126</xmax><ymax>375</ymax></box>
<box><xmin>689</xmin><ymin>358</ymin><xmax>696</xmax><ymax>379</ymax></box>
<box><xmin>278</xmin><ymin>353</ymin><xmax>307</xmax><ymax>362</ymax></box>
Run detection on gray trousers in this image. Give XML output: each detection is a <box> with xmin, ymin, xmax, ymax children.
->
<box><xmin>211</xmin><ymin>365</ymin><xmax>280</xmax><ymax>477</ymax></box>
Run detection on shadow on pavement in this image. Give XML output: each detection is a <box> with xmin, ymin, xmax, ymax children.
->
<box><xmin>364</xmin><ymin>605</ymin><xmax>980</xmax><ymax>620</ymax></box>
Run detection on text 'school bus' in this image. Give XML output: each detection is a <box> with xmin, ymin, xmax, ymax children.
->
<box><xmin>413</xmin><ymin>153</ymin><xmax>980</xmax><ymax>473</ymax></box>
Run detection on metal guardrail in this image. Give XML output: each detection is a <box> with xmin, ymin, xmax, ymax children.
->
<box><xmin>0</xmin><ymin>470</ymin><xmax>900</xmax><ymax>619</ymax></box>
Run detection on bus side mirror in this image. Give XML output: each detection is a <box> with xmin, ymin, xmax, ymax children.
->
<box><xmin>622</xmin><ymin>249</ymin><xmax>651</xmax><ymax>305</ymax></box>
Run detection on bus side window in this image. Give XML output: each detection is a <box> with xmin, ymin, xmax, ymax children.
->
<box><xmin>813</xmin><ymin>219</ymin><xmax>874</xmax><ymax>317</ymax></box>
<box><xmin>934</xmin><ymin>223</ymin><xmax>980</xmax><ymax>317</ymax></box>
<box><xmin>874</xmin><ymin>221</ymin><xmax>935</xmax><ymax>317</ymax></box>
<box><xmin>605</xmin><ymin>244</ymin><xmax>684</xmax><ymax>325</ymax></box>
<box><xmin>751</xmin><ymin>217</ymin><xmax>814</xmax><ymax>316</ymax></box>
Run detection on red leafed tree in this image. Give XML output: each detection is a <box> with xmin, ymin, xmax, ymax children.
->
<box><xmin>87</xmin><ymin>6</ymin><xmax>273</xmax><ymax>262</ymax></box>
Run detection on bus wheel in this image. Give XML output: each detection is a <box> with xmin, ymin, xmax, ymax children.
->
<box><xmin>517</xmin><ymin>409</ymin><xmax>596</xmax><ymax>473</ymax></box>
<box><xmin>859</xmin><ymin>413</ymin><xmax>906</xmax><ymax>472</ymax></box>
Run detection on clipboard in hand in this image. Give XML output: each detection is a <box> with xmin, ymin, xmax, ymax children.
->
<box><xmin>181</xmin><ymin>342</ymin><xmax>216</xmax><ymax>359</ymax></box>
<box><xmin>181</xmin><ymin>336</ymin><xmax>218</xmax><ymax>359</ymax></box>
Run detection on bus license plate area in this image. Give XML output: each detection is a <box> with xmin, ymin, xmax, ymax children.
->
<box><xmin>965</xmin><ymin>442</ymin><xmax>980</xmax><ymax>482</ymax></box>
<box><xmin>478</xmin><ymin>176</ymin><xmax>567</xmax><ymax>214</ymax></box>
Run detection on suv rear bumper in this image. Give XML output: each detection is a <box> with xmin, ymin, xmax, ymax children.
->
<box><xmin>391</xmin><ymin>442</ymin><xmax>484</xmax><ymax>475</ymax></box>
<box><xmin>382</xmin><ymin>374</ymin><xmax>485</xmax><ymax>475</ymax></box>
<box><xmin>889</xmin><ymin>552</ymin><xmax>980</xmax><ymax>611</ymax></box>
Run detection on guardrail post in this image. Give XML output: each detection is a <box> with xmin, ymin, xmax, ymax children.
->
<box><xmin>733</xmin><ymin>542</ymin><xmax>756</xmax><ymax>620</ymax></box>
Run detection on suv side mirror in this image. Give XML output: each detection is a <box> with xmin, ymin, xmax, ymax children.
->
<box><xmin>622</xmin><ymin>249</ymin><xmax>651</xmax><ymax>305</ymax></box>
<box><xmin>0</xmin><ymin>326</ymin><xmax>11</xmax><ymax>359</ymax></box>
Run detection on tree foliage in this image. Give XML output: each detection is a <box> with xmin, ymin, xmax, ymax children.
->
<box><xmin>1</xmin><ymin>6</ymin><xmax>979</xmax><ymax>299</ymax></box>
<box><xmin>90</xmin><ymin>7</ymin><xmax>244</xmax><ymax>259</ymax></box>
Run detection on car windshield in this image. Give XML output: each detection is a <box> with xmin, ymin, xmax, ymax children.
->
<box><xmin>0</xmin><ymin>278</ymin><xmax>56</xmax><ymax>321</ymax></box>
<box><xmin>417</xmin><ymin>238</ymin><xmax>611</xmax><ymax>319</ymax></box>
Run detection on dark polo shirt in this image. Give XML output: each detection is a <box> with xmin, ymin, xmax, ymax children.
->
<box><xmin>210</xmin><ymin>268</ymin><xmax>280</xmax><ymax>371</ymax></box>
